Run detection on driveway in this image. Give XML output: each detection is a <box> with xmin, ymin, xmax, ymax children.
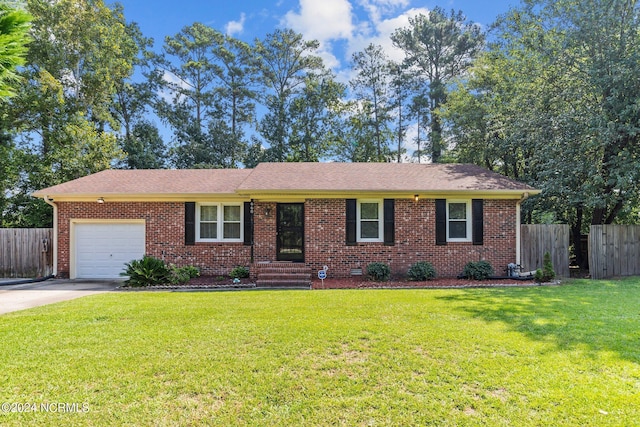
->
<box><xmin>0</xmin><ymin>279</ymin><xmax>120</xmax><ymax>315</ymax></box>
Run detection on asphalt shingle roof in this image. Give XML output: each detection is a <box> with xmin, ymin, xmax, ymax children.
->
<box><xmin>33</xmin><ymin>163</ymin><xmax>536</xmax><ymax>199</ymax></box>
<box><xmin>237</xmin><ymin>162</ymin><xmax>535</xmax><ymax>193</ymax></box>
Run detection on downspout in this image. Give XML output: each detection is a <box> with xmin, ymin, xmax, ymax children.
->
<box><xmin>43</xmin><ymin>196</ymin><xmax>58</xmax><ymax>277</ymax></box>
<box><xmin>515</xmin><ymin>192</ymin><xmax>529</xmax><ymax>267</ymax></box>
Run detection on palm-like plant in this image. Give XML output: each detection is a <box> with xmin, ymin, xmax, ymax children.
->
<box><xmin>0</xmin><ymin>3</ymin><xmax>32</xmax><ymax>99</ymax></box>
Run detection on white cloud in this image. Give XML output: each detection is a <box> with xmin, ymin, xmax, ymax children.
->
<box><xmin>283</xmin><ymin>0</ymin><xmax>354</xmax><ymax>41</ymax></box>
<box><xmin>158</xmin><ymin>70</ymin><xmax>190</xmax><ymax>103</ymax></box>
<box><xmin>225</xmin><ymin>13</ymin><xmax>246</xmax><ymax>36</ymax></box>
<box><xmin>277</xmin><ymin>1</ymin><xmax>431</xmax><ymax>81</ymax></box>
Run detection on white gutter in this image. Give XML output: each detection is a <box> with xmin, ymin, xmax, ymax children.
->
<box><xmin>515</xmin><ymin>192</ymin><xmax>530</xmax><ymax>267</ymax></box>
<box><xmin>43</xmin><ymin>196</ymin><xmax>58</xmax><ymax>277</ymax></box>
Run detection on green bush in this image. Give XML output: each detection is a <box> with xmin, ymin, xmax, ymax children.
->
<box><xmin>535</xmin><ymin>252</ymin><xmax>556</xmax><ymax>283</ymax></box>
<box><xmin>169</xmin><ymin>264</ymin><xmax>200</xmax><ymax>285</ymax></box>
<box><xmin>122</xmin><ymin>255</ymin><xmax>170</xmax><ymax>287</ymax></box>
<box><xmin>229</xmin><ymin>266</ymin><xmax>250</xmax><ymax>279</ymax></box>
<box><xmin>367</xmin><ymin>262</ymin><xmax>391</xmax><ymax>282</ymax></box>
<box><xmin>463</xmin><ymin>260</ymin><xmax>494</xmax><ymax>280</ymax></box>
<box><xmin>407</xmin><ymin>261</ymin><xmax>436</xmax><ymax>281</ymax></box>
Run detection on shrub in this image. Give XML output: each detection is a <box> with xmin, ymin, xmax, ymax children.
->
<box><xmin>463</xmin><ymin>260</ymin><xmax>494</xmax><ymax>280</ymax></box>
<box><xmin>169</xmin><ymin>264</ymin><xmax>200</xmax><ymax>285</ymax></box>
<box><xmin>407</xmin><ymin>261</ymin><xmax>436</xmax><ymax>281</ymax></box>
<box><xmin>122</xmin><ymin>255</ymin><xmax>170</xmax><ymax>287</ymax></box>
<box><xmin>534</xmin><ymin>268</ymin><xmax>544</xmax><ymax>282</ymax></box>
<box><xmin>229</xmin><ymin>266</ymin><xmax>250</xmax><ymax>279</ymax></box>
<box><xmin>367</xmin><ymin>262</ymin><xmax>391</xmax><ymax>282</ymax></box>
<box><xmin>535</xmin><ymin>252</ymin><xmax>556</xmax><ymax>283</ymax></box>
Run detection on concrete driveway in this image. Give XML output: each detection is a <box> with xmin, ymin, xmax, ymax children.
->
<box><xmin>0</xmin><ymin>279</ymin><xmax>120</xmax><ymax>315</ymax></box>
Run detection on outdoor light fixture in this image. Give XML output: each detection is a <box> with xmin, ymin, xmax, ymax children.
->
<box><xmin>97</xmin><ymin>197</ymin><xmax>105</xmax><ymax>204</ymax></box>
<box><xmin>414</xmin><ymin>194</ymin><xmax>419</xmax><ymax>202</ymax></box>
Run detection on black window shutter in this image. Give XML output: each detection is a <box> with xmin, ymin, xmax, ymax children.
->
<box><xmin>383</xmin><ymin>199</ymin><xmax>395</xmax><ymax>246</ymax></box>
<box><xmin>435</xmin><ymin>199</ymin><xmax>447</xmax><ymax>245</ymax></box>
<box><xmin>243</xmin><ymin>202</ymin><xmax>253</xmax><ymax>245</ymax></box>
<box><xmin>185</xmin><ymin>202</ymin><xmax>196</xmax><ymax>246</ymax></box>
<box><xmin>346</xmin><ymin>199</ymin><xmax>357</xmax><ymax>245</ymax></box>
<box><xmin>472</xmin><ymin>199</ymin><xmax>484</xmax><ymax>245</ymax></box>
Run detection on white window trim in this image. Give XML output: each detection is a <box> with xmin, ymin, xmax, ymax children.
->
<box><xmin>196</xmin><ymin>202</ymin><xmax>243</xmax><ymax>243</ymax></box>
<box><xmin>446</xmin><ymin>200</ymin><xmax>472</xmax><ymax>243</ymax></box>
<box><xmin>357</xmin><ymin>199</ymin><xmax>383</xmax><ymax>243</ymax></box>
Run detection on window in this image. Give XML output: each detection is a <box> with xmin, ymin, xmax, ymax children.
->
<box><xmin>357</xmin><ymin>200</ymin><xmax>383</xmax><ymax>242</ymax></box>
<box><xmin>447</xmin><ymin>200</ymin><xmax>472</xmax><ymax>242</ymax></box>
<box><xmin>196</xmin><ymin>203</ymin><xmax>243</xmax><ymax>242</ymax></box>
<box><xmin>223</xmin><ymin>205</ymin><xmax>241</xmax><ymax>239</ymax></box>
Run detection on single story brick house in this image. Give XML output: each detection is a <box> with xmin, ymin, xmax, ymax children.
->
<box><xmin>33</xmin><ymin>162</ymin><xmax>539</xmax><ymax>280</ymax></box>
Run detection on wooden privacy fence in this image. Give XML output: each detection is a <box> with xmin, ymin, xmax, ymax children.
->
<box><xmin>520</xmin><ymin>224</ymin><xmax>570</xmax><ymax>278</ymax></box>
<box><xmin>589</xmin><ymin>225</ymin><xmax>640</xmax><ymax>279</ymax></box>
<box><xmin>0</xmin><ymin>228</ymin><xmax>53</xmax><ymax>278</ymax></box>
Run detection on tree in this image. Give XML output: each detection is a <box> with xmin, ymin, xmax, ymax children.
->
<box><xmin>388</xmin><ymin>62</ymin><xmax>414</xmax><ymax>162</ymax></box>
<box><xmin>153</xmin><ymin>22</ymin><xmax>218</xmax><ymax>168</ymax></box>
<box><xmin>117</xmin><ymin>120</ymin><xmax>166</xmax><ymax>169</ymax></box>
<box><xmin>2</xmin><ymin>0</ymin><xmax>140</xmax><ymax>226</ymax></box>
<box><xmin>153</xmin><ymin>23</ymin><xmax>254</xmax><ymax>168</ymax></box>
<box><xmin>254</xmin><ymin>29</ymin><xmax>323</xmax><ymax>162</ymax></box>
<box><xmin>442</xmin><ymin>0</ymin><xmax>640</xmax><ymax>267</ymax></box>
<box><xmin>209</xmin><ymin>31</ymin><xmax>255</xmax><ymax>167</ymax></box>
<box><xmin>392</xmin><ymin>7</ymin><xmax>484</xmax><ymax>162</ymax></box>
<box><xmin>111</xmin><ymin>21</ymin><xmax>166</xmax><ymax>169</ymax></box>
<box><xmin>349</xmin><ymin>44</ymin><xmax>393</xmax><ymax>162</ymax></box>
<box><xmin>0</xmin><ymin>2</ymin><xmax>31</xmax><ymax>99</ymax></box>
<box><xmin>331</xmin><ymin>100</ymin><xmax>392</xmax><ymax>162</ymax></box>
<box><xmin>288</xmin><ymin>71</ymin><xmax>345</xmax><ymax>162</ymax></box>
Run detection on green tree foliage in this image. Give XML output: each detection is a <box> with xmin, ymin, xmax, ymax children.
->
<box><xmin>118</xmin><ymin>120</ymin><xmax>166</xmax><ymax>169</ymax></box>
<box><xmin>288</xmin><ymin>70</ymin><xmax>345</xmax><ymax>162</ymax></box>
<box><xmin>253</xmin><ymin>29</ymin><xmax>324</xmax><ymax>162</ymax></box>
<box><xmin>0</xmin><ymin>2</ymin><xmax>31</xmax><ymax>99</ymax></box>
<box><xmin>153</xmin><ymin>23</ymin><xmax>254</xmax><ymax>168</ymax></box>
<box><xmin>349</xmin><ymin>44</ymin><xmax>394</xmax><ymax>162</ymax></box>
<box><xmin>111</xmin><ymin>21</ymin><xmax>165</xmax><ymax>169</ymax></box>
<box><xmin>443</xmin><ymin>0</ymin><xmax>640</xmax><ymax>266</ymax></box>
<box><xmin>1</xmin><ymin>0</ymin><xmax>140</xmax><ymax>226</ymax></box>
<box><xmin>392</xmin><ymin>7</ymin><xmax>485</xmax><ymax>163</ymax></box>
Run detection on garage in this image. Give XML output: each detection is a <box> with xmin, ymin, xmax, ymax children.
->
<box><xmin>73</xmin><ymin>221</ymin><xmax>145</xmax><ymax>279</ymax></box>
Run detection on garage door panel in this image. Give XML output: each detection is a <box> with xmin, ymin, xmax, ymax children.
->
<box><xmin>74</xmin><ymin>222</ymin><xmax>145</xmax><ymax>279</ymax></box>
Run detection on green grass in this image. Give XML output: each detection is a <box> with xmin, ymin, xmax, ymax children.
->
<box><xmin>1</xmin><ymin>279</ymin><xmax>640</xmax><ymax>426</ymax></box>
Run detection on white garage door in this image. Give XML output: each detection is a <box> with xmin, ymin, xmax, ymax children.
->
<box><xmin>74</xmin><ymin>222</ymin><xmax>145</xmax><ymax>279</ymax></box>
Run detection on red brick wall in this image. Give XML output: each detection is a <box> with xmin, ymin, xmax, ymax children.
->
<box><xmin>57</xmin><ymin>198</ymin><xmax>517</xmax><ymax>279</ymax></box>
<box><xmin>304</xmin><ymin>198</ymin><xmax>517</xmax><ymax>278</ymax></box>
<box><xmin>56</xmin><ymin>202</ymin><xmax>250</xmax><ymax>278</ymax></box>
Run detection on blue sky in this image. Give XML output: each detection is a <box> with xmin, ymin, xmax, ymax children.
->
<box><xmin>113</xmin><ymin>0</ymin><xmax>520</xmax><ymax>157</ymax></box>
<box><xmin>116</xmin><ymin>0</ymin><xmax>519</xmax><ymax>76</ymax></box>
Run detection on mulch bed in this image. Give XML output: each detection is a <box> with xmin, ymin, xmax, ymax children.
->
<box><xmin>119</xmin><ymin>276</ymin><xmax>553</xmax><ymax>291</ymax></box>
<box><xmin>311</xmin><ymin>276</ymin><xmax>543</xmax><ymax>290</ymax></box>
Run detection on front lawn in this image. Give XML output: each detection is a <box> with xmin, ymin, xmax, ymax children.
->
<box><xmin>1</xmin><ymin>279</ymin><xmax>639</xmax><ymax>425</ymax></box>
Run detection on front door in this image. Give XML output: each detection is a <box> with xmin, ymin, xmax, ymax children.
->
<box><xmin>276</xmin><ymin>203</ymin><xmax>304</xmax><ymax>262</ymax></box>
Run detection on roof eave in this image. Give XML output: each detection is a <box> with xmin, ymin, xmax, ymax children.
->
<box><xmin>238</xmin><ymin>188</ymin><xmax>540</xmax><ymax>200</ymax></box>
<box><xmin>32</xmin><ymin>192</ymin><xmax>248</xmax><ymax>202</ymax></box>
